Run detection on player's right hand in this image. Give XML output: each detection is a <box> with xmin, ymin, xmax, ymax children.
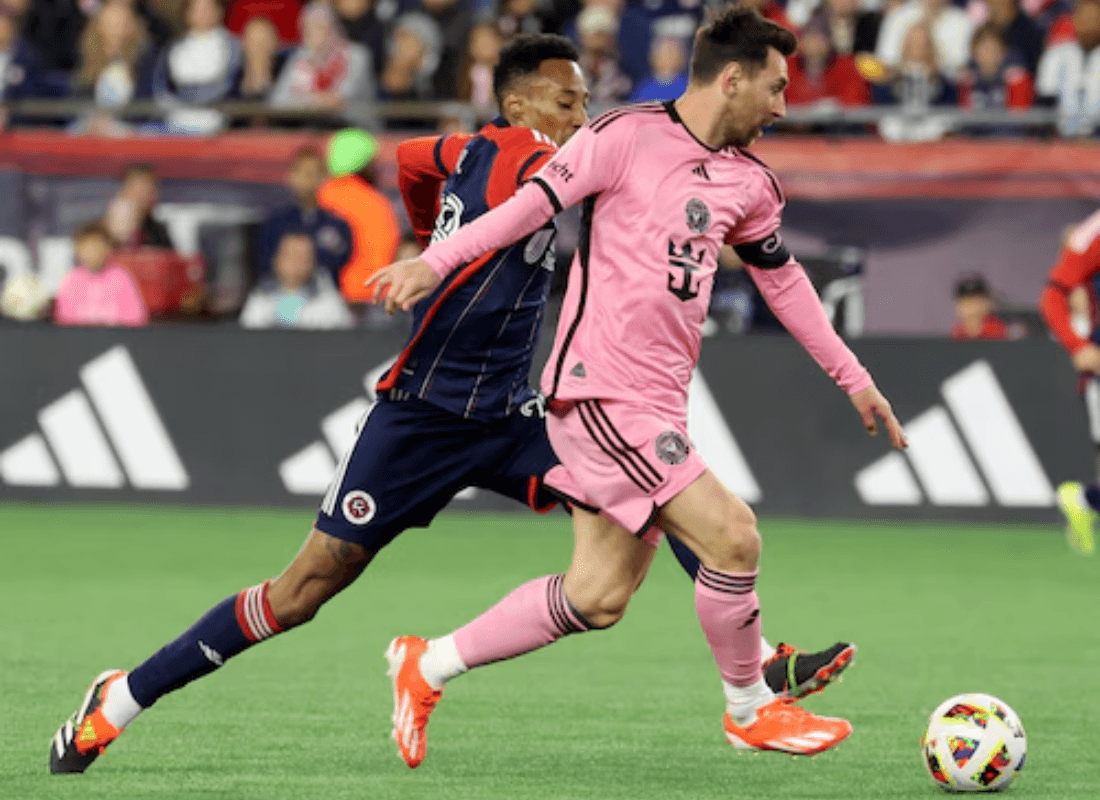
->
<box><xmin>1071</xmin><ymin>343</ymin><xmax>1100</xmax><ymax>375</ymax></box>
<box><xmin>365</xmin><ymin>259</ymin><xmax>442</xmax><ymax>314</ymax></box>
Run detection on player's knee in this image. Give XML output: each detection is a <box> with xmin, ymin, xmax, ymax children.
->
<box><xmin>704</xmin><ymin>495</ymin><xmax>760</xmax><ymax>571</ymax></box>
<box><xmin>570</xmin><ymin>585</ymin><xmax>632</xmax><ymax>630</ymax></box>
<box><xmin>267</xmin><ymin>577</ymin><xmax>328</xmax><ymax>629</ymax></box>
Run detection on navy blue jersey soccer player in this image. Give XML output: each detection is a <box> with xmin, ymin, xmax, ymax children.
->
<box><xmin>48</xmin><ymin>35</ymin><xmax>852</xmax><ymax>775</ymax></box>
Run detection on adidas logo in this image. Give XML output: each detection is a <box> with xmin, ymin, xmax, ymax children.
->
<box><xmin>855</xmin><ymin>360</ymin><xmax>1053</xmax><ymax>507</ymax></box>
<box><xmin>0</xmin><ymin>346</ymin><xmax>188</xmax><ymax>490</ymax></box>
<box><xmin>692</xmin><ymin>164</ymin><xmax>711</xmax><ymax>181</ymax></box>
<box><xmin>279</xmin><ymin>357</ymin><xmax>477</xmax><ymax>500</ymax></box>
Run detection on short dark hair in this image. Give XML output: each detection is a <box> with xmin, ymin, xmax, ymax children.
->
<box><xmin>493</xmin><ymin>33</ymin><xmax>579</xmax><ymax>102</ymax></box>
<box><xmin>955</xmin><ymin>273</ymin><xmax>991</xmax><ymax>299</ymax></box>
<box><xmin>75</xmin><ymin>221</ymin><xmax>113</xmax><ymax>244</ymax></box>
<box><xmin>690</xmin><ymin>6</ymin><xmax>797</xmax><ymax>84</ymax></box>
<box><xmin>291</xmin><ymin>145</ymin><xmax>325</xmax><ymax>165</ymax></box>
<box><xmin>122</xmin><ymin>163</ymin><xmax>157</xmax><ymax>182</ymax></box>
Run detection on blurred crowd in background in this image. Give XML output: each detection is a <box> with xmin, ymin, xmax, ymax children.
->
<box><xmin>0</xmin><ymin>0</ymin><xmax>1093</xmax><ymax>137</ymax></box>
<box><xmin>0</xmin><ymin>0</ymin><xmax>1095</xmax><ymax>335</ymax></box>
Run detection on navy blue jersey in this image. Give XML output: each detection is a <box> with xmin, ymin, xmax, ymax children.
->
<box><xmin>381</xmin><ymin>119</ymin><xmax>558</xmax><ymax>422</ymax></box>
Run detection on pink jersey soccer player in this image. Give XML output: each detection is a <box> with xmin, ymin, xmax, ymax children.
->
<box><xmin>370</xmin><ymin>7</ymin><xmax>907</xmax><ymax>766</ymax></box>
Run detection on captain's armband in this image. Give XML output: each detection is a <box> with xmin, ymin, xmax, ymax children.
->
<box><xmin>732</xmin><ymin>231</ymin><xmax>790</xmax><ymax>270</ymax></box>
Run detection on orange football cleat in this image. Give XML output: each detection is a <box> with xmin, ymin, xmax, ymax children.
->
<box><xmin>385</xmin><ymin>636</ymin><xmax>443</xmax><ymax>769</ymax></box>
<box><xmin>724</xmin><ymin>696</ymin><xmax>852</xmax><ymax>755</ymax></box>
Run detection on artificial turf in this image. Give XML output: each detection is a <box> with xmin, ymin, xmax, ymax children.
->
<box><xmin>1</xmin><ymin>503</ymin><xmax>1096</xmax><ymax>799</ymax></box>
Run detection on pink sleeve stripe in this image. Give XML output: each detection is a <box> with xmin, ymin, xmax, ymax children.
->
<box><xmin>746</xmin><ymin>261</ymin><xmax>873</xmax><ymax>395</ymax></box>
<box><xmin>421</xmin><ymin>181</ymin><xmax>557</xmax><ymax>281</ymax></box>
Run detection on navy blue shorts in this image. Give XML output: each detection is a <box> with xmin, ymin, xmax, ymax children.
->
<box><xmin>314</xmin><ymin>395</ymin><xmax>560</xmax><ymax>551</ymax></box>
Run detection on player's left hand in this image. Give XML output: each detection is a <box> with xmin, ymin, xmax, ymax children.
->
<box><xmin>849</xmin><ymin>385</ymin><xmax>907</xmax><ymax>450</ymax></box>
<box><xmin>365</xmin><ymin>259</ymin><xmax>441</xmax><ymax>313</ymax></box>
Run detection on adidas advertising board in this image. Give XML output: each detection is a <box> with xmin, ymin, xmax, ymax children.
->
<box><xmin>0</xmin><ymin>326</ymin><xmax>1091</xmax><ymax>522</ymax></box>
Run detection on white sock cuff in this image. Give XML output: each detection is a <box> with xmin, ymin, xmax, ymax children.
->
<box><xmin>419</xmin><ymin>634</ymin><xmax>468</xmax><ymax>691</ymax></box>
<box><xmin>101</xmin><ymin>674</ymin><xmax>143</xmax><ymax>730</ymax></box>
<box><xmin>723</xmin><ymin>677</ymin><xmax>774</xmax><ymax>726</ymax></box>
<box><xmin>760</xmin><ymin>637</ymin><xmax>776</xmax><ymax>662</ymax></box>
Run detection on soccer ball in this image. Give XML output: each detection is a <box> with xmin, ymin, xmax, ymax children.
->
<box><xmin>921</xmin><ymin>693</ymin><xmax>1026</xmax><ymax>792</ymax></box>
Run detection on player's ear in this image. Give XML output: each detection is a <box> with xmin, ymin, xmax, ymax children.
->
<box><xmin>720</xmin><ymin>61</ymin><xmax>742</xmax><ymax>97</ymax></box>
<box><xmin>502</xmin><ymin>90</ymin><xmax>527</xmax><ymax>124</ymax></box>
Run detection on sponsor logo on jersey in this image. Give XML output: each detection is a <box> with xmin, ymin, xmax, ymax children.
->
<box><xmin>570</xmin><ymin>362</ymin><xmax>586</xmax><ymax>378</ymax></box>
<box><xmin>655</xmin><ymin>430</ymin><xmax>690</xmax><ymax>465</ymax></box>
<box><xmin>342</xmin><ymin>490</ymin><xmax>377</xmax><ymax>525</ymax></box>
<box><xmin>686</xmin><ymin>197</ymin><xmax>711</xmax><ymax>234</ymax></box>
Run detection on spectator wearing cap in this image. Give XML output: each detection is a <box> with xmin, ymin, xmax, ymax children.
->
<box><xmin>951</xmin><ymin>273</ymin><xmax>1009</xmax><ymax>340</ymax></box>
<box><xmin>629</xmin><ymin>34</ymin><xmax>689</xmax><ymax>102</ymax></box>
<box><xmin>239</xmin><ymin>231</ymin><xmax>354</xmax><ymax>329</ymax></box>
<box><xmin>256</xmin><ymin>145</ymin><xmax>354</xmax><ymax>284</ymax></box>
<box><xmin>269</xmin><ymin>0</ymin><xmax>375</xmax><ymax>125</ymax></box>
<box><xmin>152</xmin><ymin>0</ymin><xmax>243</xmax><ymax>134</ymax></box>
<box><xmin>318</xmin><ymin>128</ymin><xmax>400</xmax><ymax>303</ymax></box>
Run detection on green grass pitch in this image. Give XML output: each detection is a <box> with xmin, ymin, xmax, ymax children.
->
<box><xmin>1</xmin><ymin>503</ymin><xmax>1096</xmax><ymax>799</ymax></box>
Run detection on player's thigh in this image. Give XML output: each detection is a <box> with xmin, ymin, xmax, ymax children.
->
<box><xmin>315</xmin><ymin>397</ymin><xmax>482</xmax><ymax>552</ymax></box>
<box><xmin>562</xmin><ymin>506</ymin><xmax>657</xmax><ymax>627</ymax></box>
<box><xmin>477</xmin><ymin>403</ymin><xmax>561</xmax><ymax>513</ymax></box>
<box><xmin>657</xmin><ymin>469</ymin><xmax>760</xmax><ymax>571</ymax></box>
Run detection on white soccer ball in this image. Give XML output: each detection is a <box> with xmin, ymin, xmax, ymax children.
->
<box><xmin>921</xmin><ymin>693</ymin><xmax>1027</xmax><ymax>792</ymax></box>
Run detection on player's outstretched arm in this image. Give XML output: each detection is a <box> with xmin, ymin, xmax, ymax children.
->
<box><xmin>365</xmin><ymin>258</ymin><xmax>440</xmax><ymax>313</ymax></box>
<box><xmin>849</xmin><ymin>385</ymin><xmax>907</xmax><ymax>450</ymax></box>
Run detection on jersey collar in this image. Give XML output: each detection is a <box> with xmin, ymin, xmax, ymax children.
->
<box><xmin>662</xmin><ymin>100</ymin><xmax>721</xmax><ymax>153</ymax></box>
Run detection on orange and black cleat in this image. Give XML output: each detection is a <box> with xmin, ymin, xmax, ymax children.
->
<box><xmin>49</xmin><ymin>670</ymin><xmax>126</xmax><ymax>774</ymax></box>
<box><xmin>763</xmin><ymin>642</ymin><xmax>856</xmax><ymax>699</ymax></box>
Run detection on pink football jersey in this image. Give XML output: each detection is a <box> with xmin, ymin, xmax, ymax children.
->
<box><xmin>421</xmin><ymin>101</ymin><xmax>871</xmax><ymax>420</ymax></box>
<box><xmin>533</xmin><ymin>102</ymin><xmax>789</xmax><ymax>419</ymax></box>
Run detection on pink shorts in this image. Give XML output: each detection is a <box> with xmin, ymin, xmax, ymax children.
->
<box><xmin>543</xmin><ymin>399</ymin><xmax>707</xmax><ymax>545</ymax></box>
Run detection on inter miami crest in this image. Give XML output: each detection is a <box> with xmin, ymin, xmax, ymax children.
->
<box><xmin>686</xmin><ymin>198</ymin><xmax>710</xmax><ymax>234</ymax></box>
<box><xmin>655</xmin><ymin>431</ymin><xmax>690</xmax><ymax>465</ymax></box>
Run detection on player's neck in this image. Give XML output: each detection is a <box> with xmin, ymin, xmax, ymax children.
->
<box><xmin>672</xmin><ymin>89</ymin><xmax>726</xmax><ymax>150</ymax></box>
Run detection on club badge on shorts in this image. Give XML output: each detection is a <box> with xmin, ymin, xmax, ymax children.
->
<box><xmin>686</xmin><ymin>198</ymin><xmax>710</xmax><ymax>234</ymax></box>
<box><xmin>342</xmin><ymin>490</ymin><xmax>377</xmax><ymax>525</ymax></box>
<box><xmin>655</xmin><ymin>431</ymin><xmax>690</xmax><ymax>465</ymax></box>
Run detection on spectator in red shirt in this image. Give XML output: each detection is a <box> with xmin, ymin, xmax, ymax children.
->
<box><xmin>951</xmin><ymin>273</ymin><xmax>1009</xmax><ymax>339</ymax></box>
<box><xmin>225</xmin><ymin>0</ymin><xmax>302</xmax><ymax>43</ymax></box>
<box><xmin>787</xmin><ymin>15</ymin><xmax>872</xmax><ymax>108</ymax></box>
